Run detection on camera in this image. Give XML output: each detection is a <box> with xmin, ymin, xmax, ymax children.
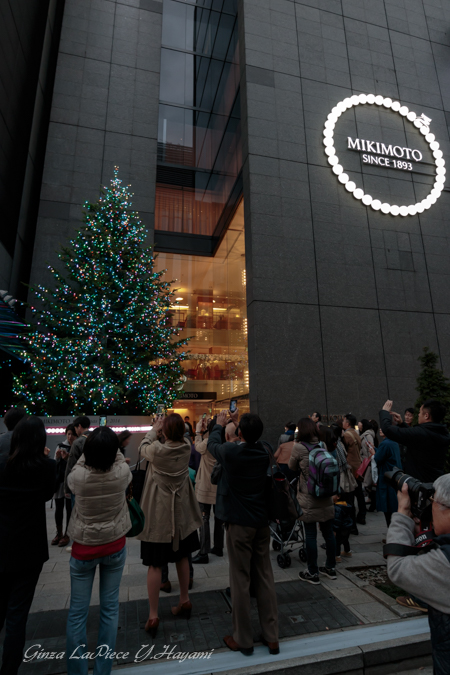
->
<box><xmin>384</xmin><ymin>467</ymin><xmax>434</xmax><ymax>520</ymax></box>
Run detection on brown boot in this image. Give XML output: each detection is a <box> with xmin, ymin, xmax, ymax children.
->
<box><xmin>171</xmin><ymin>601</ymin><xmax>192</xmax><ymax>618</ymax></box>
<box><xmin>223</xmin><ymin>635</ymin><xmax>253</xmax><ymax>656</ymax></box>
<box><xmin>51</xmin><ymin>533</ymin><xmax>62</xmax><ymax>545</ymax></box>
<box><xmin>144</xmin><ymin>618</ymin><xmax>160</xmax><ymax>637</ymax></box>
<box><xmin>58</xmin><ymin>535</ymin><xmax>70</xmax><ymax>547</ymax></box>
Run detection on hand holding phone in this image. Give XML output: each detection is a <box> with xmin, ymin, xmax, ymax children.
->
<box><xmin>229</xmin><ymin>399</ymin><xmax>238</xmax><ymax>414</ymax></box>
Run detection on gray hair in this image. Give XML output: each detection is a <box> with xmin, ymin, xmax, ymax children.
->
<box><xmin>433</xmin><ymin>474</ymin><xmax>450</xmax><ymax>509</ymax></box>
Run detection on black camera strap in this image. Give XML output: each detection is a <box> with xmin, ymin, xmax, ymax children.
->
<box><xmin>383</xmin><ymin>543</ymin><xmax>431</xmax><ymax>558</ymax></box>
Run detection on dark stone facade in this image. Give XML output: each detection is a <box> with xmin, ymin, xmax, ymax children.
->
<box><xmin>239</xmin><ymin>0</ymin><xmax>450</xmax><ymax>439</ymax></box>
<box><xmin>0</xmin><ymin>0</ymin><xmax>63</xmax><ymax>297</ymax></box>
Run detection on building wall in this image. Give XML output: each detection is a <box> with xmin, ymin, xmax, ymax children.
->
<box><xmin>0</xmin><ymin>0</ymin><xmax>63</xmax><ymax>297</ymax></box>
<box><xmin>239</xmin><ymin>0</ymin><xmax>450</xmax><ymax>440</ymax></box>
<box><xmin>29</xmin><ymin>0</ymin><xmax>164</xmax><ymax>293</ymax></box>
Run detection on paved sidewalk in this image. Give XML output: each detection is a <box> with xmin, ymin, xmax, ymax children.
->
<box><xmin>30</xmin><ymin>503</ymin><xmax>399</xmax><ymax>624</ymax></box>
<box><xmin>1</xmin><ymin>504</ymin><xmax>431</xmax><ymax>675</ymax></box>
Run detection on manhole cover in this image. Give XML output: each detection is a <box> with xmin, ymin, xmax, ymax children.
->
<box><xmin>289</xmin><ymin>615</ymin><xmax>305</xmax><ymax>623</ymax></box>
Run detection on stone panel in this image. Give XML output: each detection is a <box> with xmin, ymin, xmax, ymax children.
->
<box><xmin>29</xmin><ymin>0</ymin><xmax>162</xmax><ymax>292</ymax></box>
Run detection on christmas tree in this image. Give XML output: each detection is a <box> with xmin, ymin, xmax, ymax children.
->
<box><xmin>415</xmin><ymin>347</ymin><xmax>450</xmax><ymax>427</ymax></box>
<box><xmin>14</xmin><ymin>169</ymin><xmax>188</xmax><ymax>416</ymax></box>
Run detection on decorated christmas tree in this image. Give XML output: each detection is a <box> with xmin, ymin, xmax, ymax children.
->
<box><xmin>415</xmin><ymin>347</ymin><xmax>450</xmax><ymax>427</ymax></box>
<box><xmin>14</xmin><ymin>169</ymin><xmax>188</xmax><ymax>415</ymax></box>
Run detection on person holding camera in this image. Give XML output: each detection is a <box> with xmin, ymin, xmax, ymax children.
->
<box><xmin>192</xmin><ymin>416</ymin><xmax>226</xmax><ymax>564</ymax></box>
<box><xmin>66</xmin><ymin>426</ymin><xmax>131</xmax><ymax>675</ymax></box>
<box><xmin>380</xmin><ymin>400</ymin><xmax>450</xmax><ymax>482</ymax></box>
<box><xmin>52</xmin><ymin>423</ymin><xmax>76</xmax><ymax>547</ymax></box>
<box><xmin>386</xmin><ymin>476</ymin><xmax>450</xmax><ymax>675</ymax></box>
<box><xmin>137</xmin><ymin>414</ymin><xmax>202</xmax><ymax>637</ymax></box>
<box><xmin>207</xmin><ymin>410</ymin><xmax>279</xmax><ymax>657</ymax></box>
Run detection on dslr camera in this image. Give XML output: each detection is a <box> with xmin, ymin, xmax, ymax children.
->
<box><xmin>384</xmin><ymin>467</ymin><xmax>434</xmax><ymax>520</ymax></box>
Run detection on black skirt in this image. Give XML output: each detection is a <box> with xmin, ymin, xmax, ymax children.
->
<box><xmin>141</xmin><ymin>530</ymin><xmax>200</xmax><ymax>567</ymax></box>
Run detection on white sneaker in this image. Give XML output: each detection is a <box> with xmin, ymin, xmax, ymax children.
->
<box><xmin>66</xmin><ymin>546</ymin><xmax>72</xmax><ymax>552</ymax></box>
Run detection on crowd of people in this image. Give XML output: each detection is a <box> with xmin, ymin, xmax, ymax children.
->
<box><xmin>0</xmin><ymin>398</ymin><xmax>449</xmax><ymax>674</ymax></box>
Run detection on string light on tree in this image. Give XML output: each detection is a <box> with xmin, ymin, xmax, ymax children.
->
<box><xmin>14</xmin><ymin>169</ymin><xmax>189</xmax><ymax>415</ymax></box>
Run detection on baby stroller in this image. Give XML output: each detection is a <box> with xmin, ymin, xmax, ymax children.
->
<box><xmin>269</xmin><ymin>477</ymin><xmax>307</xmax><ymax>568</ymax></box>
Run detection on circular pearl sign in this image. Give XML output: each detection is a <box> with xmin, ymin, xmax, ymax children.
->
<box><xmin>324</xmin><ymin>94</ymin><xmax>446</xmax><ymax>216</ymax></box>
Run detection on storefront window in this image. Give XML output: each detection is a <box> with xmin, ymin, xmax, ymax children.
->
<box><xmin>155</xmin><ymin>0</ymin><xmax>241</xmax><ymax>240</ymax></box>
<box><xmin>155</xmin><ymin>201</ymin><xmax>248</xmax><ymax>420</ymax></box>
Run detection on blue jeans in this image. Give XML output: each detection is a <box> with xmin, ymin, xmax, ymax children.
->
<box><xmin>66</xmin><ymin>546</ymin><xmax>126</xmax><ymax>675</ymax></box>
<box><xmin>304</xmin><ymin>520</ymin><xmax>336</xmax><ymax>575</ymax></box>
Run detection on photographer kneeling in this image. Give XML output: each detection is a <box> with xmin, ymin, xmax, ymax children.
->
<box><xmin>386</xmin><ymin>476</ymin><xmax>450</xmax><ymax>675</ymax></box>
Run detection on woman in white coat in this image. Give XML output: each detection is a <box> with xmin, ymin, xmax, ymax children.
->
<box><xmin>66</xmin><ymin>426</ymin><xmax>131</xmax><ymax>675</ymax></box>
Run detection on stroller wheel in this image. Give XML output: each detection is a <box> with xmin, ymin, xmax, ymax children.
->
<box><xmin>272</xmin><ymin>540</ymin><xmax>281</xmax><ymax>551</ymax></box>
<box><xmin>277</xmin><ymin>554</ymin><xmax>286</xmax><ymax>568</ymax></box>
<box><xmin>277</xmin><ymin>553</ymin><xmax>291</xmax><ymax>568</ymax></box>
<box><xmin>299</xmin><ymin>548</ymin><xmax>307</xmax><ymax>563</ymax></box>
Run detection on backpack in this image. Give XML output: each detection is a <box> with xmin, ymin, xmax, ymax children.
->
<box><xmin>304</xmin><ymin>442</ymin><xmax>340</xmax><ymax>498</ymax></box>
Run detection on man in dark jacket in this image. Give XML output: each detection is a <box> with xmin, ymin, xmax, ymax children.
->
<box><xmin>207</xmin><ymin>411</ymin><xmax>279</xmax><ymax>657</ymax></box>
<box><xmin>379</xmin><ymin>400</ymin><xmax>450</xmax><ymax>483</ymax></box>
<box><xmin>0</xmin><ymin>408</ymin><xmax>27</xmax><ymax>462</ymax></box>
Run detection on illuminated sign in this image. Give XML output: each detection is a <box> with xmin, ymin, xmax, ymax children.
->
<box><xmin>323</xmin><ymin>95</ymin><xmax>445</xmax><ymax>216</ymax></box>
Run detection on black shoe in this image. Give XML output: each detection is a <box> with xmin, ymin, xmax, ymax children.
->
<box><xmin>350</xmin><ymin>526</ymin><xmax>359</xmax><ymax>535</ymax></box>
<box><xmin>356</xmin><ymin>515</ymin><xmax>366</xmax><ymax>525</ymax></box>
<box><xmin>211</xmin><ymin>547</ymin><xmax>223</xmax><ymax>557</ymax></box>
<box><xmin>319</xmin><ymin>566</ymin><xmax>337</xmax><ymax>580</ymax></box>
<box><xmin>192</xmin><ymin>553</ymin><xmax>209</xmax><ymax>564</ymax></box>
<box><xmin>299</xmin><ymin>570</ymin><xmax>320</xmax><ymax>585</ymax></box>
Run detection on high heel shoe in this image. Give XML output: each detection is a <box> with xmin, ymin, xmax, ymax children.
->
<box><xmin>171</xmin><ymin>601</ymin><xmax>192</xmax><ymax>619</ymax></box>
<box><xmin>144</xmin><ymin>617</ymin><xmax>160</xmax><ymax>637</ymax></box>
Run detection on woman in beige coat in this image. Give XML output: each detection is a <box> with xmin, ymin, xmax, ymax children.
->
<box><xmin>66</xmin><ymin>426</ymin><xmax>131</xmax><ymax>675</ymax></box>
<box><xmin>288</xmin><ymin>418</ymin><xmax>336</xmax><ymax>586</ymax></box>
<box><xmin>138</xmin><ymin>413</ymin><xmax>202</xmax><ymax>636</ymax></box>
<box><xmin>192</xmin><ymin>417</ymin><xmax>226</xmax><ymax>564</ymax></box>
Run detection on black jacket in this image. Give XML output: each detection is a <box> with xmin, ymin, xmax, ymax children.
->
<box><xmin>207</xmin><ymin>424</ymin><xmax>269</xmax><ymax>528</ymax></box>
<box><xmin>0</xmin><ymin>431</ymin><xmax>13</xmax><ymax>463</ymax></box>
<box><xmin>0</xmin><ymin>456</ymin><xmax>56</xmax><ymax>571</ymax></box>
<box><xmin>379</xmin><ymin>410</ymin><xmax>450</xmax><ymax>483</ymax></box>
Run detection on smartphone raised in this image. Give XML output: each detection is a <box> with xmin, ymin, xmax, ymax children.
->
<box><xmin>229</xmin><ymin>399</ymin><xmax>238</xmax><ymax>414</ymax></box>
<box><xmin>202</xmin><ymin>413</ymin><xmax>207</xmax><ymax>419</ymax></box>
<box><xmin>99</xmin><ymin>416</ymin><xmax>107</xmax><ymax>426</ymax></box>
<box><xmin>156</xmin><ymin>404</ymin><xmax>165</xmax><ymax>416</ymax></box>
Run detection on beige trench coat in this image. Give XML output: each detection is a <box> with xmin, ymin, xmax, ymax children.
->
<box><xmin>136</xmin><ymin>430</ymin><xmax>202</xmax><ymax>550</ymax></box>
<box><xmin>288</xmin><ymin>441</ymin><xmax>334</xmax><ymax>523</ymax></box>
<box><xmin>194</xmin><ymin>434</ymin><xmax>217</xmax><ymax>505</ymax></box>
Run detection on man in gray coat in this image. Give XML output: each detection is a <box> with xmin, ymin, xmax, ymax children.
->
<box><xmin>64</xmin><ymin>416</ymin><xmax>91</xmax><ymax>499</ymax></box>
<box><xmin>386</xmin><ymin>475</ymin><xmax>450</xmax><ymax>674</ymax></box>
<box><xmin>0</xmin><ymin>408</ymin><xmax>27</xmax><ymax>462</ymax></box>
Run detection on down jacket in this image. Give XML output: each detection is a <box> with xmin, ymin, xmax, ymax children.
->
<box><xmin>137</xmin><ymin>430</ymin><xmax>202</xmax><ymax>549</ymax></box>
<box><xmin>194</xmin><ymin>434</ymin><xmax>217</xmax><ymax>505</ymax></box>
<box><xmin>288</xmin><ymin>441</ymin><xmax>334</xmax><ymax>523</ymax></box>
<box><xmin>67</xmin><ymin>450</ymin><xmax>131</xmax><ymax>545</ymax></box>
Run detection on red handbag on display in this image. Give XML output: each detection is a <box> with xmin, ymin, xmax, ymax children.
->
<box><xmin>356</xmin><ymin>456</ymin><xmax>372</xmax><ymax>478</ymax></box>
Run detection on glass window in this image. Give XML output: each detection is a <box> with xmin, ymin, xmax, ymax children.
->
<box><xmin>155</xmin><ymin>201</ymin><xmax>249</xmax><ymax>418</ymax></box>
<box><xmin>156</xmin><ymin>0</ymin><xmax>241</xmax><ymax>238</ymax></box>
